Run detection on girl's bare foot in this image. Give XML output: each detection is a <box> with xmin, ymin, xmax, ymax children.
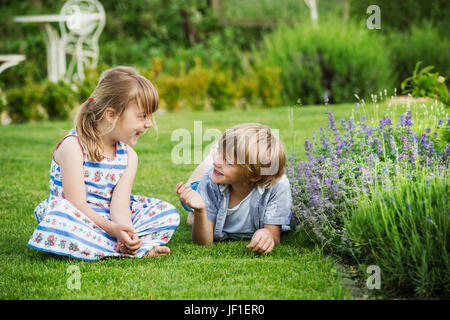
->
<box><xmin>144</xmin><ymin>246</ymin><xmax>170</xmax><ymax>258</ymax></box>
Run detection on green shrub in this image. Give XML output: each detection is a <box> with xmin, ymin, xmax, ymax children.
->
<box><xmin>157</xmin><ymin>74</ymin><xmax>183</xmax><ymax>112</ymax></box>
<box><xmin>348</xmin><ymin>0</ymin><xmax>449</xmax><ymax>33</ymax></box>
<box><xmin>41</xmin><ymin>80</ymin><xmax>76</xmax><ymax>120</ymax></box>
<box><xmin>345</xmin><ymin>168</ymin><xmax>449</xmax><ymax>297</ymax></box>
<box><xmin>253</xmin><ymin>20</ymin><xmax>394</xmax><ymax>105</ymax></box>
<box><xmin>389</xmin><ymin>22</ymin><xmax>450</xmax><ymax>88</ymax></box>
<box><xmin>0</xmin><ymin>88</ymin><xmax>6</xmax><ymax>115</ymax></box>
<box><xmin>183</xmin><ymin>58</ymin><xmax>211</xmax><ymax>111</ymax></box>
<box><xmin>5</xmin><ymin>82</ymin><xmax>45</xmax><ymax>123</ymax></box>
<box><xmin>208</xmin><ymin>65</ymin><xmax>238</xmax><ymax>110</ymax></box>
<box><xmin>401</xmin><ymin>61</ymin><xmax>449</xmax><ymax>106</ymax></box>
<box><xmin>257</xmin><ymin>66</ymin><xmax>282</xmax><ymax>107</ymax></box>
<box><xmin>74</xmin><ymin>66</ymin><xmax>105</xmax><ymax>103</ymax></box>
<box><xmin>238</xmin><ymin>71</ymin><xmax>260</xmax><ymax>107</ymax></box>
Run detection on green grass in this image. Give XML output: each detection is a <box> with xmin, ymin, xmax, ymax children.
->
<box><xmin>1</xmin><ymin>103</ymin><xmax>364</xmax><ymax>299</ymax></box>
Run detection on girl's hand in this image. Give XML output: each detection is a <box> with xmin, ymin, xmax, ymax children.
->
<box><xmin>175</xmin><ymin>182</ymin><xmax>206</xmax><ymax>211</ymax></box>
<box><xmin>246</xmin><ymin>228</ymin><xmax>275</xmax><ymax>254</ymax></box>
<box><xmin>112</xmin><ymin>223</ymin><xmax>142</xmax><ymax>255</ymax></box>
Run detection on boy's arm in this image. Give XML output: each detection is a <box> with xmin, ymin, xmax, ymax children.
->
<box><xmin>175</xmin><ymin>182</ymin><xmax>216</xmax><ymax>245</ymax></box>
<box><xmin>247</xmin><ymin>175</ymin><xmax>292</xmax><ymax>254</ymax></box>
<box><xmin>192</xmin><ymin>207</ymin><xmax>215</xmax><ymax>245</ymax></box>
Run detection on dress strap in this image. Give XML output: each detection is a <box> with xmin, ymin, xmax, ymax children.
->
<box><xmin>52</xmin><ymin>130</ymin><xmax>86</xmax><ymax>165</ymax></box>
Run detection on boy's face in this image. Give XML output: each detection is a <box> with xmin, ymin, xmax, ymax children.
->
<box><xmin>210</xmin><ymin>150</ymin><xmax>248</xmax><ymax>185</ymax></box>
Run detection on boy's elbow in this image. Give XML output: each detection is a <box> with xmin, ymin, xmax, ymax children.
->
<box><xmin>192</xmin><ymin>236</ymin><xmax>213</xmax><ymax>246</ymax></box>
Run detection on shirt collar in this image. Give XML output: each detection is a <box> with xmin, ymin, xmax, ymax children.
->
<box><xmin>218</xmin><ymin>183</ymin><xmax>268</xmax><ymax>195</ymax></box>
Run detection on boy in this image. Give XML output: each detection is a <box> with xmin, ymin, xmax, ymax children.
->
<box><xmin>175</xmin><ymin>123</ymin><xmax>292</xmax><ymax>254</ymax></box>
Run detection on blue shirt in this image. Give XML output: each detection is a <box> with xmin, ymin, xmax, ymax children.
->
<box><xmin>222</xmin><ymin>188</ymin><xmax>255</xmax><ymax>240</ymax></box>
<box><xmin>197</xmin><ymin>167</ymin><xmax>292</xmax><ymax>241</ymax></box>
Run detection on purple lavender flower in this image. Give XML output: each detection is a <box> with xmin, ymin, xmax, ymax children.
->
<box><xmin>327</xmin><ymin>110</ymin><xmax>337</xmax><ymax>132</ymax></box>
<box><xmin>405</xmin><ymin>110</ymin><xmax>413</xmax><ymax>126</ymax></box>
<box><xmin>379</xmin><ymin>116</ymin><xmax>393</xmax><ymax>130</ymax></box>
<box><xmin>288</xmin><ymin>108</ymin><xmax>449</xmax><ymax>251</ymax></box>
<box><xmin>305</xmin><ymin>140</ymin><xmax>313</xmax><ymax>152</ymax></box>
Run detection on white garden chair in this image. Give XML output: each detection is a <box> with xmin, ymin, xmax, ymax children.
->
<box><xmin>0</xmin><ymin>55</ymin><xmax>26</xmax><ymax>125</ymax></box>
<box><xmin>0</xmin><ymin>55</ymin><xmax>26</xmax><ymax>74</ymax></box>
<box><xmin>59</xmin><ymin>0</ymin><xmax>105</xmax><ymax>82</ymax></box>
<box><xmin>14</xmin><ymin>0</ymin><xmax>105</xmax><ymax>83</ymax></box>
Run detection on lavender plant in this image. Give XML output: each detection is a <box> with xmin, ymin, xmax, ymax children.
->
<box><xmin>287</xmin><ymin>106</ymin><xmax>450</xmax><ymax>256</ymax></box>
<box><xmin>346</xmin><ymin>166</ymin><xmax>449</xmax><ymax>297</ymax></box>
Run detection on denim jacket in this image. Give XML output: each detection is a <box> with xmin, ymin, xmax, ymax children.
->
<box><xmin>197</xmin><ymin>167</ymin><xmax>292</xmax><ymax>240</ymax></box>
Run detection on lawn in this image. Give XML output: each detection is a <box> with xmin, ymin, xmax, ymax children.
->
<box><xmin>1</xmin><ymin>103</ymin><xmax>363</xmax><ymax>300</ymax></box>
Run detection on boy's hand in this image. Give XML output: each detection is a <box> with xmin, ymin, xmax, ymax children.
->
<box><xmin>246</xmin><ymin>228</ymin><xmax>275</xmax><ymax>254</ymax></box>
<box><xmin>175</xmin><ymin>182</ymin><xmax>206</xmax><ymax>211</ymax></box>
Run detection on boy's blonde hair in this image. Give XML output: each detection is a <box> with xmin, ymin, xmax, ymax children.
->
<box><xmin>75</xmin><ymin>66</ymin><xmax>159</xmax><ymax>162</ymax></box>
<box><xmin>218</xmin><ymin>123</ymin><xmax>286</xmax><ymax>188</ymax></box>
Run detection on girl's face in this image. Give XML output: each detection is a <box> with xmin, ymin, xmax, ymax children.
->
<box><xmin>114</xmin><ymin>101</ymin><xmax>152</xmax><ymax>146</ymax></box>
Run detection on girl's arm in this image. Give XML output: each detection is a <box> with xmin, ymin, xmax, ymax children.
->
<box><xmin>55</xmin><ymin>137</ymin><xmax>137</xmax><ymax>246</ymax></box>
<box><xmin>109</xmin><ymin>146</ymin><xmax>142</xmax><ymax>254</ymax></box>
<box><xmin>109</xmin><ymin>146</ymin><xmax>137</xmax><ymax>229</ymax></box>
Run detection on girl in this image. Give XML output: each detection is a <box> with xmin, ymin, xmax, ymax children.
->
<box><xmin>28</xmin><ymin>66</ymin><xmax>180</xmax><ymax>261</ymax></box>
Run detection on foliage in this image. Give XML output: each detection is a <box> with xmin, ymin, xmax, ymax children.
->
<box><xmin>287</xmin><ymin>100</ymin><xmax>449</xmax><ymax>297</ymax></box>
<box><xmin>287</xmin><ymin>105</ymin><xmax>449</xmax><ymax>251</ymax></box>
<box><xmin>345</xmin><ymin>167</ymin><xmax>449</xmax><ymax>297</ymax></box>
<box><xmin>41</xmin><ymin>80</ymin><xmax>76</xmax><ymax>120</ymax></box>
<box><xmin>401</xmin><ymin>61</ymin><xmax>449</xmax><ymax>106</ymax></box>
<box><xmin>207</xmin><ymin>67</ymin><xmax>238</xmax><ymax>111</ymax></box>
<box><xmin>254</xmin><ymin>20</ymin><xmax>393</xmax><ymax>105</ymax></box>
<box><xmin>348</xmin><ymin>0</ymin><xmax>450</xmax><ymax>33</ymax></box>
<box><xmin>257</xmin><ymin>66</ymin><xmax>282</xmax><ymax>108</ymax></box>
<box><xmin>152</xmin><ymin>57</ymin><xmax>281</xmax><ymax>113</ymax></box>
<box><xmin>5</xmin><ymin>82</ymin><xmax>45</xmax><ymax>123</ymax></box>
<box><xmin>389</xmin><ymin>22</ymin><xmax>450</xmax><ymax>89</ymax></box>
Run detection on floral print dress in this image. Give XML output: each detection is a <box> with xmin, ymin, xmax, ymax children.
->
<box><xmin>27</xmin><ymin>131</ymin><xmax>180</xmax><ymax>261</ymax></box>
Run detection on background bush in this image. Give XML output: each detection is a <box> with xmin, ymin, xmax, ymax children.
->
<box><xmin>389</xmin><ymin>21</ymin><xmax>450</xmax><ymax>88</ymax></box>
<box><xmin>5</xmin><ymin>81</ymin><xmax>45</xmax><ymax>123</ymax></box>
<box><xmin>253</xmin><ymin>20</ymin><xmax>394</xmax><ymax>105</ymax></box>
<box><xmin>1</xmin><ymin>0</ymin><xmax>449</xmax><ymax>122</ymax></box>
<box><xmin>348</xmin><ymin>0</ymin><xmax>449</xmax><ymax>33</ymax></box>
<box><xmin>41</xmin><ymin>80</ymin><xmax>76</xmax><ymax>120</ymax></box>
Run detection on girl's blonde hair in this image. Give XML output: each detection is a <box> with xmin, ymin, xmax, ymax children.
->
<box><xmin>75</xmin><ymin>66</ymin><xmax>159</xmax><ymax>162</ymax></box>
<box><xmin>218</xmin><ymin>123</ymin><xmax>286</xmax><ymax>188</ymax></box>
